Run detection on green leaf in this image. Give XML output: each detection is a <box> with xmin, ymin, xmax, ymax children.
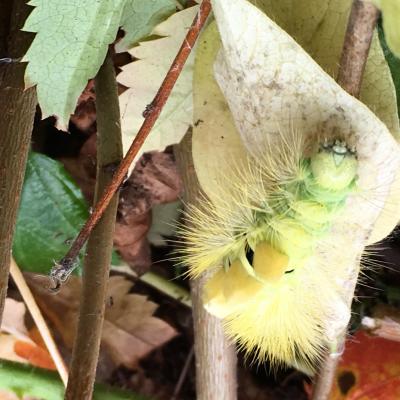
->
<box><xmin>147</xmin><ymin>201</ymin><xmax>182</xmax><ymax>246</ymax></box>
<box><xmin>13</xmin><ymin>152</ymin><xmax>89</xmax><ymax>274</ymax></box>
<box><xmin>115</xmin><ymin>0</ymin><xmax>176</xmax><ymax>52</ymax></box>
<box><xmin>22</xmin><ymin>0</ymin><xmax>127</xmax><ymax>129</ymax></box>
<box><xmin>373</xmin><ymin>0</ymin><xmax>400</xmax><ymax>58</ymax></box>
<box><xmin>0</xmin><ymin>359</ymin><xmax>147</xmax><ymax>400</ymax></box>
<box><xmin>379</xmin><ymin>21</ymin><xmax>400</xmax><ymax>118</ymax></box>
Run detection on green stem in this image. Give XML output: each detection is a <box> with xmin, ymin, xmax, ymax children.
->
<box><xmin>0</xmin><ymin>360</ymin><xmax>147</xmax><ymax>400</ymax></box>
<box><xmin>65</xmin><ymin>51</ymin><xmax>123</xmax><ymax>399</ymax></box>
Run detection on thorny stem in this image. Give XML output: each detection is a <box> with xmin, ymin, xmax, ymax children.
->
<box><xmin>51</xmin><ymin>0</ymin><xmax>212</xmax><ymax>287</ymax></box>
<box><xmin>312</xmin><ymin>1</ymin><xmax>379</xmax><ymax>399</ymax></box>
<box><xmin>65</xmin><ymin>51</ymin><xmax>123</xmax><ymax>400</ymax></box>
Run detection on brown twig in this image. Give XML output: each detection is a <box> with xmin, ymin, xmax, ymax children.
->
<box><xmin>171</xmin><ymin>346</ymin><xmax>194</xmax><ymax>400</ymax></box>
<box><xmin>0</xmin><ymin>0</ymin><xmax>37</xmax><ymax>324</ymax></box>
<box><xmin>64</xmin><ymin>51</ymin><xmax>123</xmax><ymax>400</ymax></box>
<box><xmin>51</xmin><ymin>0</ymin><xmax>212</xmax><ymax>287</ymax></box>
<box><xmin>312</xmin><ymin>1</ymin><xmax>379</xmax><ymax>399</ymax></box>
<box><xmin>337</xmin><ymin>0</ymin><xmax>380</xmax><ymax>97</ymax></box>
<box><xmin>175</xmin><ymin>134</ymin><xmax>238</xmax><ymax>400</ymax></box>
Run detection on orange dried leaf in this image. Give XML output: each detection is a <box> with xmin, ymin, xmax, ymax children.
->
<box><xmin>14</xmin><ymin>340</ymin><xmax>56</xmax><ymax>370</ymax></box>
<box><xmin>330</xmin><ymin>331</ymin><xmax>400</xmax><ymax>399</ymax></box>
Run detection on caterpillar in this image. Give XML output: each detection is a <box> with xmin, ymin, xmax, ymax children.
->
<box><xmin>180</xmin><ymin>133</ymin><xmax>358</xmax><ymax>369</ymax></box>
<box><xmin>180</xmin><ymin>0</ymin><xmax>400</xmax><ymax>372</ymax></box>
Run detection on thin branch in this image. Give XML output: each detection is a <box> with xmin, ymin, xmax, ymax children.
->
<box><xmin>0</xmin><ymin>0</ymin><xmax>37</xmax><ymax>324</ymax></box>
<box><xmin>9</xmin><ymin>257</ymin><xmax>68</xmax><ymax>387</ymax></box>
<box><xmin>337</xmin><ymin>0</ymin><xmax>380</xmax><ymax>97</ymax></box>
<box><xmin>64</xmin><ymin>51</ymin><xmax>123</xmax><ymax>400</ymax></box>
<box><xmin>171</xmin><ymin>346</ymin><xmax>194</xmax><ymax>400</ymax></box>
<box><xmin>312</xmin><ymin>1</ymin><xmax>379</xmax><ymax>399</ymax></box>
<box><xmin>175</xmin><ymin>133</ymin><xmax>238</xmax><ymax>400</ymax></box>
<box><xmin>190</xmin><ymin>275</ymin><xmax>238</xmax><ymax>400</ymax></box>
<box><xmin>51</xmin><ymin>0</ymin><xmax>212</xmax><ymax>287</ymax></box>
<box><xmin>311</xmin><ymin>350</ymin><xmax>341</xmax><ymax>400</ymax></box>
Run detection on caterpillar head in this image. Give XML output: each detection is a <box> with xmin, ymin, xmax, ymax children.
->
<box><xmin>311</xmin><ymin>139</ymin><xmax>358</xmax><ymax>191</ymax></box>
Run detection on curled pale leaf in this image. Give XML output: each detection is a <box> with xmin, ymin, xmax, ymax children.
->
<box><xmin>212</xmin><ymin>0</ymin><xmax>400</xmax><ymax>239</ymax></box>
<box><xmin>189</xmin><ymin>0</ymin><xmax>400</xmax><ymax>366</ymax></box>
<box><xmin>252</xmin><ymin>0</ymin><xmax>400</xmax><ymax>244</ymax></box>
<box><xmin>118</xmin><ymin>6</ymin><xmax>198</xmax><ymax>167</ymax></box>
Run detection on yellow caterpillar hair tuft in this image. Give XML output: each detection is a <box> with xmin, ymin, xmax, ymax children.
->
<box><xmin>179</xmin><ymin>130</ymin><xmax>359</xmax><ymax>371</ymax></box>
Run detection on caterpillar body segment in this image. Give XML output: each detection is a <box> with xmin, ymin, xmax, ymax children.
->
<box><xmin>180</xmin><ymin>136</ymin><xmax>358</xmax><ymax>369</ymax></box>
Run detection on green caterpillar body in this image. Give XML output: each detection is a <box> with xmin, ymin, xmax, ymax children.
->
<box><xmin>181</xmin><ymin>137</ymin><xmax>359</xmax><ymax>367</ymax></box>
<box><xmin>241</xmin><ymin>140</ymin><xmax>358</xmax><ymax>278</ymax></box>
<box><xmin>213</xmin><ymin>139</ymin><xmax>359</xmax><ymax>284</ymax></box>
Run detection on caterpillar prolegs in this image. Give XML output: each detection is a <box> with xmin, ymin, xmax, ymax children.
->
<box><xmin>181</xmin><ymin>136</ymin><xmax>358</xmax><ymax>369</ymax></box>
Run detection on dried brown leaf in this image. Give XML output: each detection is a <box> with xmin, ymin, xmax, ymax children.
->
<box><xmin>1</xmin><ymin>299</ymin><xmax>29</xmax><ymax>339</ymax></box>
<box><xmin>26</xmin><ymin>274</ymin><xmax>177</xmax><ymax>368</ymax></box>
<box><xmin>0</xmin><ymin>299</ymin><xmax>55</xmax><ymax>370</ymax></box>
<box><xmin>60</xmin><ymin>142</ymin><xmax>182</xmax><ymax>274</ymax></box>
<box><xmin>115</xmin><ymin>149</ymin><xmax>182</xmax><ymax>273</ymax></box>
<box><xmin>70</xmin><ymin>80</ymin><xmax>97</xmax><ymax>134</ymax></box>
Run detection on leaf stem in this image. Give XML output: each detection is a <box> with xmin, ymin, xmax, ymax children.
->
<box><xmin>64</xmin><ymin>51</ymin><xmax>123</xmax><ymax>400</ymax></box>
<box><xmin>312</xmin><ymin>1</ymin><xmax>379</xmax><ymax>399</ymax></box>
<box><xmin>52</xmin><ymin>0</ymin><xmax>212</xmax><ymax>286</ymax></box>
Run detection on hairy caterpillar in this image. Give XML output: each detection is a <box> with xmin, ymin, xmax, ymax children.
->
<box><xmin>179</xmin><ymin>0</ymin><xmax>400</xmax><ymax>372</ymax></box>
<box><xmin>175</xmin><ymin>0</ymin><xmax>400</xmax><ymax>371</ymax></box>
<box><xmin>181</xmin><ymin>134</ymin><xmax>359</xmax><ymax>369</ymax></box>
